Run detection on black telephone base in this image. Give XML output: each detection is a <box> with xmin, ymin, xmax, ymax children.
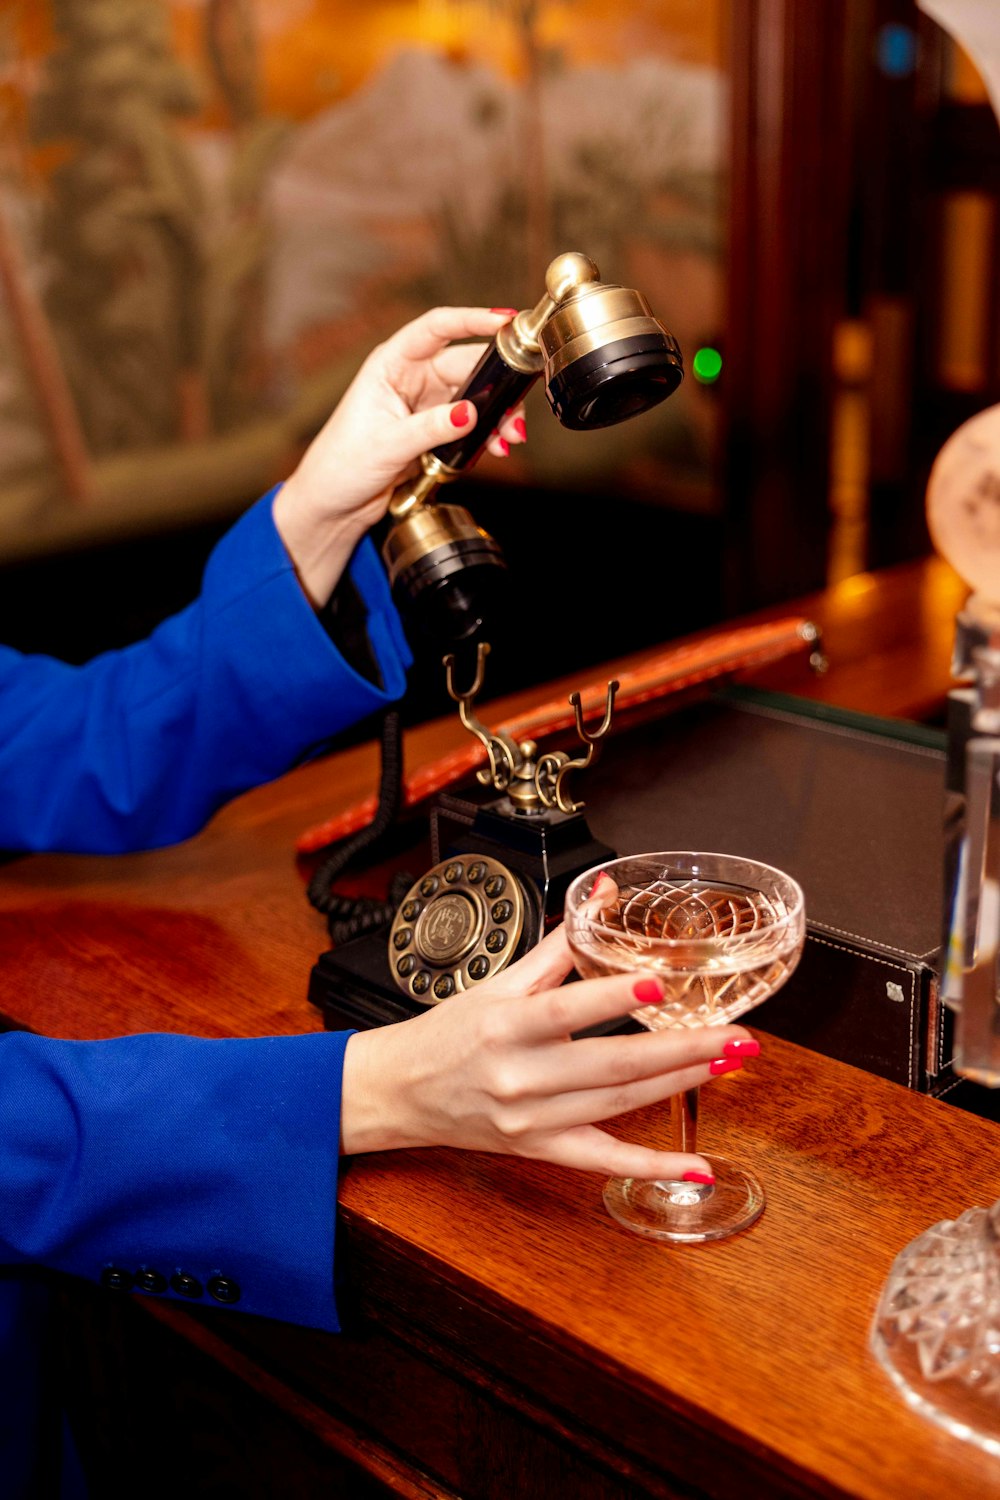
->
<box><xmin>309</xmin><ymin>786</ymin><xmax>615</xmax><ymax>1033</ymax></box>
<box><xmin>429</xmin><ymin>789</ymin><xmax>615</xmax><ymax>909</ymax></box>
<box><xmin>308</xmin><ymin>942</ymin><xmax>426</xmax><ymax>1031</ymax></box>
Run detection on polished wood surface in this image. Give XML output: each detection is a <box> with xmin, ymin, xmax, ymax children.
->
<box><xmin>1</xmin><ymin>553</ymin><xmax>991</xmax><ymax>1500</ymax></box>
<box><xmin>741</xmin><ymin>552</ymin><xmax>967</xmax><ymax>721</ymax></box>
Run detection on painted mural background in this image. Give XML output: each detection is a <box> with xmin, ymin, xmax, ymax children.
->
<box><xmin>0</xmin><ymin>1</ymin><xmax>726</xmax><ymax>559</ymax></box>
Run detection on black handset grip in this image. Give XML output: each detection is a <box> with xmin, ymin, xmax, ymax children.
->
<box><xmin>430</xmin><ymin>342</ymin><xmax>539</xmax><ymax>471</ymax></box>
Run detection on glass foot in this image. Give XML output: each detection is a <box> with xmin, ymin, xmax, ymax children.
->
<box><xmin>603</xmin><ymin>1155</ymin><xmax>765</xmax><ymax>1242</ymax></box>
<box><xmin>870</xmin><ymin>1201</ymin><xmax>1000</xmax><ymax>1456</ymax></box>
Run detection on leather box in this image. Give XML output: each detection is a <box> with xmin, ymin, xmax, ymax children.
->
<box><xmin>582</xmin><ymin>689</ymin><xmax>965</xmax><ymax>1101</ymax></box>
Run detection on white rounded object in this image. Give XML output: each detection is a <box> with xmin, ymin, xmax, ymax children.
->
<box><xmin>926</xmin><ymin>404</ymin><xmax>1000</xmax><ymax>598</ymax></box>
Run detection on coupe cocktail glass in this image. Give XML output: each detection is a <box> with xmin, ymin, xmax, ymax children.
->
<box><xmin>565</xmin><ymin>852</ymin><xmax>805</xmax><ymax>1242</ymax></box>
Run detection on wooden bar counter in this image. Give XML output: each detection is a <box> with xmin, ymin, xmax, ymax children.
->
<box><xmin>2</xmin><ymin>555</ymin><xmax>998</xmax><ymax>1499</ymax></box>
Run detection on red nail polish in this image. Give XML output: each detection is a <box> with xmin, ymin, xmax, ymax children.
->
<box><xmin>709</xmin><ymin>1057</ymin><xmax>743</xmax><ymax>1076</ymax></box>
<box><xmin>450</xmin><ymin>401</ymin><xmax>472</xmax><ymax>428</ymax></box>
<box><xmin>497</xmin><ymin>436</ymin><xmax>510</xmax><ymax>456</ymax></box>
<box><xmin>512</xmin><ymin>417</ymin><xmax>527</xmax><ymax>442</ymax></box>
<box><xmin>490</xmin><ymin>307</ymin><xmax>518</xmax><ymax>317</ymax></box>
<box><xmin>723</xmin><ymin>1038</ymin><xmax>760</xmax><ymax>1059</ymax></box>
<box><xmin>590</xmin><ymin>871</ymin><xmax>608</xmax><ymax>892</ymax></box>
<box><xmin>632</xmin><ymin>978</ymin><xmax>663</xmax><ymax>1005</ymax></box>
<box><xmin>682</xmin><ymin>1171</ymin><xmax>715</xmax><ymax>1185</ymax></box>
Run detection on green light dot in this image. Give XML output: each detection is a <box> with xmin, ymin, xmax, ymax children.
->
<box><xmin>692</xmin><ymin>346</ymin><xmax>723</xmax><ymax>384</ymax></box>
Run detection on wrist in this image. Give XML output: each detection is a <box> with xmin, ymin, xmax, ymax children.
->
<box><xmin>340</xmin><ymin>1027</ymin><xmax>423</xmax><ymax>1155</ymax></box>
<box><xmin>271</xmin><ymin>477</ymin><xmax>366</xmax><ymax>609</ymax></box>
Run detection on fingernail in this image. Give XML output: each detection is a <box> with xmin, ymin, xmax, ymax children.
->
<box><xmin>723</xmin><ymin>1038</ymin><xmax>760</xmax><ymax>1059</ymax></box>
<box><xmin>590</xmin><ymin>871</ymin><xmax>608</xmax><ymax>892</ymax></box>
<box><xmin>682</xmin><ymin>1171</ymin><xmax>715</xmax><ymax>1185</ymax></box>
<box><xmin>632</xmin><ymin>978</ymin><xmax>663</xmax><ymax>1005</ymax></box>
<box><xmin>512</xmin><ymin>417</ymin><xmax>527</xmax><ymax>442</ymax></box>
<box><xmin>497</xmin><ymin>436</ymin><xmax>510</xmax><ymax>456</ymax></box>
<box><xmin>490</xmin><ymin>307</ymin><xmax>518</xmax><ymax>317</ymax></box>
<box><xmin>709</xmin><ymin>1057</ymin><xmax>743</xmax><ymax>1076</ymax></box>
<box><xmin>450</xmin><ymin>401</ymin><xmax>472</xmax><ymax>428</ymax></box>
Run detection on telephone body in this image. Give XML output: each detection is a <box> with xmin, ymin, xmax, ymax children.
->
<box><xmin>308</xmin><ymin>780</ymin><xmax>615</xmax><ymax>1031</ymax></box>
<box><xmin>307</xmin><ymin>249</ymin><xmax>682</xmax><ymax>1029</ymax></box>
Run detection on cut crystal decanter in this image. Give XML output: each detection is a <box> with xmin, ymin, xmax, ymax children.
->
<box><xmin>871</xmin><ymin>1201</ymin><xmax>1000</xmax><ymax>1454</ymax></box>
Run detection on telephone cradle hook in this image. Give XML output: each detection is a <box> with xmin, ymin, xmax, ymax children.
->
<box><xmin>444</xmin><ymin>643</ymin><xmax>619</xmax><ymax>816</ymax></box>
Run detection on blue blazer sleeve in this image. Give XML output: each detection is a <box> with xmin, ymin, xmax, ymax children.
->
<box><xmin>0</xmin><ymin>487</ymin><xmax>412</xmax><ymax>853</ymax></box>
<box><xmin>0</xmin><ymin>490</ymin><xmax>412</xmax><ymax>1337</ymax></box>
<box><xmin>0</xmin><ymin>1028</ymin><xmax>352</xmax><ymax>1331</ymax></box>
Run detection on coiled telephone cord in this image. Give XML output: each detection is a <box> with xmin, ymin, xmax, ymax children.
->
<box><xmin>305</xmin><ymin>709</ymin><xmax>413</xmax><ymax>944</ymax></box>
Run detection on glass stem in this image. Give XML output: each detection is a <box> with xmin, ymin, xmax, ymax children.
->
<box><xmin>670</xmin><ymin>1085</ymin><xmax>700</xmax><ymax>1156</ymax></box>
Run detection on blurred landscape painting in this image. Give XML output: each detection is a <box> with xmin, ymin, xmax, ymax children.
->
<box><xmin>0</xmin><ymin>0</ymin><xmax>726</xmax><ymax>558</ymax></box>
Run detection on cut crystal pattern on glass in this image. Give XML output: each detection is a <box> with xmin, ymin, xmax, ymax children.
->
<box><xmin>574</xmin><ymin>879</ymin><xmax>799</xmax><ymax>1029</ymax></box>
<box><xmin>870</xmin><ymin>1200</ymin><xmax>1000</xmax><ymax>1455</ymax></box>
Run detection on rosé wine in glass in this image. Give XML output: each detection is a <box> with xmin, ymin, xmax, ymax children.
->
<box><xmin>565</xmin><ymin>852</ymin><xmax>805</xmax><ymax>1242</ymax></box>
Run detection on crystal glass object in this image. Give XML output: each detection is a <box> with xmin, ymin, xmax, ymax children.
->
<box><xmin>868</xmin><ymin>400</ymin><xmax>1000</xmax><ymax>1448</ymax></box>
<box><xmin>564</xmin><ymin>852</ymin><xmax>805</xmax><ymax>1242</ymax></box>
<box><xmin>871</xmin><ymin>1202</ymin><xmax>1000</xmax><ymax>1455</ymax></box>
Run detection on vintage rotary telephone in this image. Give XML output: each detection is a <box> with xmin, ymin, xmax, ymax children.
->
<box><xmin>307</xmin><ymin>252</ymin><xmax>683</xmax><ymax>1031</ymax></box>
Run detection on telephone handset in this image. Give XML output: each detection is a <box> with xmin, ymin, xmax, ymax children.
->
<box><xmin>308</xmin><ymin>645</ymin><xmax>619</xmax><ymax>1031</ymax></box>
<box><xmin>379</xmin><ymin>250</ymin><xmax>683</xmax><ymax>646</ymax></box>
<box><xmin>307</xmin><ymin>250</ymin><xmax>683</xmax><ymax>1030</ymax></box>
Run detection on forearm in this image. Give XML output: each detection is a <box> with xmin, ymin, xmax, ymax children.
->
<box><xmin>0</xmin><ymin>490</ymin><xmax>410</xmax><ymax>854</ymax></box>
<box><xmin>0</xmin><ymin>1028</ymin><xmax>353</xmax><ymax>1331</ymax></box>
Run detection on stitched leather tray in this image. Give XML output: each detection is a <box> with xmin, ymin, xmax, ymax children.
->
<box><xmin>581</xmin><ymin>688</ymin><xmax>956</xmax><ymax>1097</ymax></box>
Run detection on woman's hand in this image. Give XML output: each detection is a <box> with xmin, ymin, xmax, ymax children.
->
<box><xmin>273</xmin><ymin>306</ymin><xmax>526</xmax><ymax>606</ymax></box>
<box><xmin>340</xmin><ymin>926</ymin><xmax>760</xmax><ymax>1182</ymax></box>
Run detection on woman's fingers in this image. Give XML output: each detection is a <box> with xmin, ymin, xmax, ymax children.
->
<box><xmin>528</xmin><ymin>1123</ymin><xmax>714</xmax><ymax>1183</ymax></box>
<box><xmin>580</xmin><ymin>870</ymin><xmax>619</xmax><ymax>914</ymax></box>
<box><xmin>426</xmin><ymin>343</ymin><xmax>490</xmax><ymax>391</ymax></box>
<box><xmin>477</xmin><ymin>926</ymin><xmax>575</xmax><ymax>999</ymax></box>
<box><xmin>499</xmin><ymin>406</ymin><xmax>527</xmax><ymax>445</ymax></box>
<box><xmin>386</xmin><ymin>316</ymin><xmax>529</xmax><ymax>451</ymax></box>
<box><xmin>504</xmin><ymin>968</ymin><xmax>667</xmax><ymax>1043</ymax></box>
<box><xmin>374</xmin><ymin>398</ymin><xmax>479</xmax><ymax>470</ymax></box>
<box><xmin>501</xmin><ymin>1057</ymin><xmax>741</xmax><ymax>1137</ymax></box>
<box><xmin>408</xmin><ymin>342</ymin><xmax>528</xmax><ymax>452</ymax></box>
<box><xmin>487</xmin><ymin>404</ymin><xmax>528</xmax><ymax>457</ymax></box>
<box><xmin>391</xmin><ymin>306</ymin><xmax>517</xmax><ymax>362</ymax></box>
<box><xmin>514</xmin><ymin>1024</ymin><xmax>758</xmax><ymax>1098</ymax></box>
<box><xmin>380</xmin><ymin>399</ymin><xmax>526</xmax><ymax>472</ymax></box>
